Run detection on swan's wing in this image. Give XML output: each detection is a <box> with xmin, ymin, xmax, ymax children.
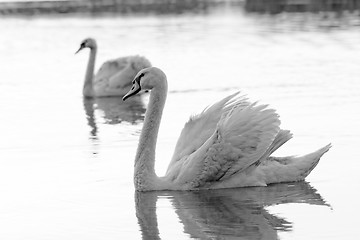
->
<box><xmin>91</xmin><ymin>58</ymin><xmax>129</xmax><ymax>96</ymax></box>
<box><xmin>95</xmin><ymin>57</ymin><xmax>129</xmax><ymax>82</ymax></box>
<box><xmin>169</xmin><ymin>103</ymin><xmax>280</xmax><ymax>188</ymax></box>
<box><xmin>94</xmin><ymin>56</ymin><xmax>151</xmax><ymax>94</ymax></box>
<box><xmin>167</xmin><ymin>92</ymin><xmax>251</xmax><ymax>172</ymax></box>
<box><xmin>215</xmin><ymin>103</ymin><xmax>280</xmax><ymax>178</ymax></box>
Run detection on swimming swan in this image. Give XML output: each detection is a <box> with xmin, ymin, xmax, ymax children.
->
<box><xmin>76</xmin><ymin>38</ymin><xmax>151</xmax><ymax>98</ymax></box>
<box><xmin>123</xmin><ymin>67</ymin><xmax>331</xmax><ymax>191</ymax></box>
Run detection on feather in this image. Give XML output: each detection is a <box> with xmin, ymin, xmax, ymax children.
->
<box><xmin>168</xmin><ymin>93</ymin><xmax>250</xmax><ymax>169</ymax></box>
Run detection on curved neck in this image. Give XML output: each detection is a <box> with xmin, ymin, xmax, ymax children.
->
<box><xmin>134</xmin><ymin>78</ymin><xmax>168</xmax><ymax>191</ymax></box>
<box><xmin>83</xmin><ymin>47</ymin><xmax>97</xmax><ymax>97</ymax></box>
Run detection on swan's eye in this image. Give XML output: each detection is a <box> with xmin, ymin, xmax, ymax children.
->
<box><xmin>132</xmin><ymin>72</ymin><xmax>145</xmax><ymax>86</ymax></box>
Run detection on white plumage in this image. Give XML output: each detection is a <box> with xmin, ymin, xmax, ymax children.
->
<box><xmin>76</xmin><ymin>38</ymin><xmax>151</xmax><ymax>97</ymax></box>
<box><xmin>123</xmin><ymin>67</ymin><xmax>331</xmax><ymax>191</ymax></box>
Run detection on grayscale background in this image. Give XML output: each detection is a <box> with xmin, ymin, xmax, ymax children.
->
<box><xmin>0</xmin><ymin>0</ymin><xmax>359</xmax><ymax>239</ymax></box>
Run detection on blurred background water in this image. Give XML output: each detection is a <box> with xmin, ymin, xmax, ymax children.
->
<box><xmin>0</xmin><ymin>0</ymin><xmax>360</xmax><ymax>239</ymax></box>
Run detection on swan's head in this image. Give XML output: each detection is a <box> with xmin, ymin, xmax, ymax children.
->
<box><xmin>123</xmin><ymin>67</ymin><xmax>167</xmax><ymax>101</ymax></box>
<box><xmin>75</xmin><ymin>38</ymin><xmax>97</xmax><ymax>54</ymax></box>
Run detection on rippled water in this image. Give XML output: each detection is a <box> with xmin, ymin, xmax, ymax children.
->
<box><xmin>1</xmin><ymin>4</ymin><xmax>360</xmax><ymax>240</ymax></box>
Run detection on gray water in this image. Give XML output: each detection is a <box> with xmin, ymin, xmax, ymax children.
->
<box><xmin>1</xmin><ymin>5</ymin><xmax>360</xmax><ymax>240</ymax></box>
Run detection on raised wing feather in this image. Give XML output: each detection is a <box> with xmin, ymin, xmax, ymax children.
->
<box><xmin>166</xmin><ymin>92</ymin><xmax>251</xmax><ymax>174</ymax></box>
<box><xmin>169</xmin><ymin>102</ymin><xmax>281</xmax><ymax>188</ymax></box>
<box><xmin>216</xmin><ymin>103</ymin><xmax>280</xmax><ymax>178</ymax></box>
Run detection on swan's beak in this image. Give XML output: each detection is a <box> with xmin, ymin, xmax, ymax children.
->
<box><xmin>123</xmin><ymin>81</ymin><xmax>141</xmax><ymax>101</ymax></box>
<box><xmin>75</xmin><ymin>46</ymin><xmax>84</xmax><ymax>54</ymax></box>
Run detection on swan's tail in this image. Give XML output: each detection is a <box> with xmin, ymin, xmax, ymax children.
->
<box><xmin>295</xmin><ymin>143</ymin><xmax>332</xmax><ymax>179</ymax></box>
<box><xmin>262</xmin><ymin>143</ymin><xmax>332</xmax><ymax>184</ymax></box>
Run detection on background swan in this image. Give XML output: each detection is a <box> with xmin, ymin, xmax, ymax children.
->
<box><xmin>76</xmin><ymin>38</ymin><xmax>151</xmax><ymax>98</ymax></box>
<box><xmin>123</xmin><ymin>67</ymin><xmax>331</xmax><ymax>191</ymax></box>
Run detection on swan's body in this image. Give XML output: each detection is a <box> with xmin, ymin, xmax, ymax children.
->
<box><xmin>123</xmin><ymin>67</ymin><xmax>331</xmax><ymax>191</ymax></box>
<box><xmin>76</xmin><ymin>38</ymin><xmax>151</xmax><ymax>98</ymax></box>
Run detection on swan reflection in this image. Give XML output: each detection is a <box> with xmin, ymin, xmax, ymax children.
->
<box><xmin>83</xmin><ymin>96</ymin><xmax>146</xmax><ymax>139</ymax></box>
<box><xmin>135</xmin><ymin>181</ymin><xmax>329</xmax><ymax>239</ymax></box>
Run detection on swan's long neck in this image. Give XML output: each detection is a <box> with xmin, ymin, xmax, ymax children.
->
<box><xmin>134</xmin><ymin>78</ymin><xmax>168</xmax><ymax>191</ymax></box>
<box><xmin>83</xmin><ymin>47</ymin><xmax>97</xmax><ymax>97</ymax></box>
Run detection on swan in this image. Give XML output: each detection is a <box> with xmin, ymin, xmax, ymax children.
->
<box><xmin>123</xmin><ymin>67</ymin><xmax>331</xmax><ymax>191</ymax></box>
<box><xmin>76</xmin><ymin>38</ymin><xmax>151</xmax><ymax>98</ymax></box>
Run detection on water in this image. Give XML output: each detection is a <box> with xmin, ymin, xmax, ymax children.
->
<box><xmin>1</xmin><ymin>4</ymin><xmax>360</xmax><ymax>240</ymax></box>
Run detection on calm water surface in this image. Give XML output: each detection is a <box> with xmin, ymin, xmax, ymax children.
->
<box><xmin>1</xmin><ymin>5</ymin><xmax>360</xmax><ymax>240</ymax></box>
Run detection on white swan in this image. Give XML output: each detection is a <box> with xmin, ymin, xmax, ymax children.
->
<box><xmin>123</xmin><ymin>67</ymin><xmax>331</xmax><ymax>191</ymax></box>
<box><xmin>76</xmin><ymin>38</ymin><xmax>151</xmax><ymax>98</ymax></box>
